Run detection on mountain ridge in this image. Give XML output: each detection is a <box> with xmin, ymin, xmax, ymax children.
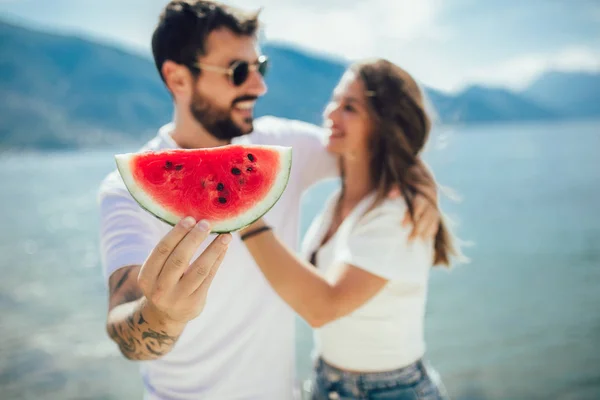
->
<box><xmin>1</xmin><ymin>19</ymin><xmax>597</xmax><ymax>150</ymax></box>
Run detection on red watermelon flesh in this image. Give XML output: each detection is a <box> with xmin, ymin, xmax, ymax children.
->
<box><xmin>115</xmin><ymin>144</ymin><xmax>292</xmax><ymax>232</ymax></box>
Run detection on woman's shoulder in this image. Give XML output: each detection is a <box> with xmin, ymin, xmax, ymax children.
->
<box><xmin>338</xmin><ymin>194</ymin><xmax>434</xmax><ymax>282</ymax></box>
<box><xmin>379</xmin><ymin>196</ymin><xmax>409</xmax><ymax>214</ymax></box>
<box><xmin>355</xmin><ymin>195</ymin><xmax>408</xmax><ymax>227</ymax></box>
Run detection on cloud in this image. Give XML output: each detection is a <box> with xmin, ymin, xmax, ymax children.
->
<box><xmin>228</xmin><ymin>0</ymin><xmax>447</xmax><ymax>61</ymax></box>
<box><xmin>465</xmin><ymin>46</ymin><xmax>600</xmax><ymax>90</ymax></box>
<box><xmin>2</xmin><ymin>0</ymin><xmax>594</xmax><ymax>93</ymax></box>
<box><xmin>12</xmin><ymin>0</ymin><xmax>446</xmax><ymax>66</ymax></box>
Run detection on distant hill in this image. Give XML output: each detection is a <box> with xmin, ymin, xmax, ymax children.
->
<box><xmin>522</xmin><ymin>70</ymin><xmax>600</xmax><ymax>119</ymax></box>
<box><xmin>437</xmin><ymin>85</ymin><xmax>558</xmax><ymax>123</ymax></box>
<box><xmin>1</xmin><ymin>19</ymin><xmax>598</xmax><ymax>150</ymax></box>
<box><xmin>0</xmin><ymin>20</ymin><xmax>172</xmax><ymax>149</ymax></box>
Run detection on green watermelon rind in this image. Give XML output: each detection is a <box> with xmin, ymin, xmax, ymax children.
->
<box><xmin>114</xmin><ymin>145</ymin><xmax>292</xmax><ymax>233</ymax></box>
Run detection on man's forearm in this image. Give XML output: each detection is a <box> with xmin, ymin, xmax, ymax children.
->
<box><xmin>107</xmin><ymin>297</ymin><xmax>185</xmax><ymax>361</ymax></box>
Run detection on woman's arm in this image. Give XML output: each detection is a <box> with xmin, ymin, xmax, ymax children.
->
<box><xmin>239</xmin><ymin>220</ymin><xmax>387</xmax><ymax>328</ymax></box>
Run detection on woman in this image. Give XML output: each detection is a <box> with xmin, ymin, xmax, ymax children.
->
<box><xmin>239</xmin><ymin>59</ymin><xmax>462</xmax><ymax>399</ymax></box>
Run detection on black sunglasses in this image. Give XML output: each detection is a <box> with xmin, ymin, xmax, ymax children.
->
<box><xmin>194</xmin><ymin>55</ymin><xmax>269</xmax><ymax>86</ymax></box>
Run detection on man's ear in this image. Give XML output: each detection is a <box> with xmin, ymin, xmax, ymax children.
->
<box><xmin>162</xmin><ymin>60</ymin><xmax>194</xmax><ymax>99</ymax></box>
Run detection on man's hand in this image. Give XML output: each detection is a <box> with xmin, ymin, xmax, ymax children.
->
<box><xmin>138</xmin><ymin>217</ymin><xmax>232</xmax><ymax>326</ymax></box>
<box><xmin>402</xmin><ymin>190</ymin><xmax>439</xmax><ymax>240</ymax></box>
<box><xmin>106</xmin><ymin>216</ymin><xmax>231</xmax><ymax>360</ymax></box>
<box><xmin>392</xmin><ymin>159</ymin><xmax>441</xmax><ymax>241</ymax></box>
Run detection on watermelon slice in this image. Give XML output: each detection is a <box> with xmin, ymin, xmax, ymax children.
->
<box><xmin>114</xmin><ymin>144</ymin><xmax>292</xmax><ymax>233</ymax></box>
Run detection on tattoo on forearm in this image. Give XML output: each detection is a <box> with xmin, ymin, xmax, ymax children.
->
<box><xmin>108</xmin><ymin>302</ymin><xmax>180</xmax><ymax>360</ymax></box>
<box><xmin>110</xmin><ymin>324</ymin><xmax>138</xmax><ymax>354</ymax></box>
<box><xmin>146</xmin><ymin>343</ymin><xmax>163</xmax><ymax>356</ymax></box>
<box><xmin>107</xmin><ymin>267</ymin><xmax>180</xmax><ymax>360</ymax></box>
<box><xmin>142</xmin><ymin>329</ymin><xmax>178</xmax><ymax>356</ymax></box>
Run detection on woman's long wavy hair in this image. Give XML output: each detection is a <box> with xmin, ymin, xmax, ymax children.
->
<box><xmin>349</xmin><ymin>59</ymin><xmax>461</xmax><ymax>266</ymax></box>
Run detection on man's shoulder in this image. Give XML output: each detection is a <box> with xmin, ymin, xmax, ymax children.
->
<box><xmin>98</xmin><ymin>134</ymin><xmax>165</xmax><ymax>200</ymax></box>
<box><xmin>98</xmin><ymin>169</ymin><xmax>127</xmax><ymax>199</ymax></box>
<box><xmin>253</xmin><ymin>116</ymin><xmax>325</xmax><ymax>140</ymax></box>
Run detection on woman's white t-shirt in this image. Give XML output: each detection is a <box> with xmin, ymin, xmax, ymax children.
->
<box><xmin>301</xmin><ymin>190</ymin><xmax>435</xmax><ymax>372</ymax></box>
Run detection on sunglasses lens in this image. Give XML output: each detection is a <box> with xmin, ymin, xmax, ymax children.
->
<box><xmin>258</xmin><ymin>58</ymin><xmax>268</xmax><ymax>77</ymax></box>
<box><xmin>230</xmin><ymin>57</ymin><xmax>269</xmax><ymax>86</ymax></box>
<box><xmin>232</xmin><ymin>63</ymin><xmax>249</xmax><ymax>86</ymax></box>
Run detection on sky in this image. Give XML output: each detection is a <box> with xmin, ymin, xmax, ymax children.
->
<box><xmin>1</xmin><ymin>0</ymin><xmax>599</xmax><ymax>92</ymax></box>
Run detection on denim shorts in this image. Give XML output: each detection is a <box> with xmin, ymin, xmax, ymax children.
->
<box><xmin>309</xmin><ymin>357</ymin><xmax>449</xmax><ymax>400</ymax></box>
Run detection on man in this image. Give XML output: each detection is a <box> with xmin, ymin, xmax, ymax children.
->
<box><xmin>99</xmin><ymin>1</ymin><xmax>440</xmax><ymax>399</ymax></box>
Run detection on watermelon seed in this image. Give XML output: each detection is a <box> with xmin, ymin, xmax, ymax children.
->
<box><xmin>218</xmin><ymin>197</ymin><xmax>227</xmax><ymax>204</ymax></box>
<box><xmin>217</xmin><ymin>183</ymin><xmax>224</xmax><ymax>191</ymax></box>
<box><xmin>238</xmin><ymin>178</ymin><xmax>245</xmax><ymax>185</ymax></box>
<box><xmin>247</xmin><ymin>153</ymin><xmax>255</xmax><ymax>162</ymax></box>
<box><xmin>175</xmin><ymin>164</ymin><xmax>183</xmax><ymax>171</ymax></box>
<box><xmin>164</xmin><ymin>161</ymin><xmax>173</xmax><ymax>169</ymax></box>
<box><xmin>246</xmin><ymin>167</ymin><xmax>253</xmax><ymax>172</ymax></box>
<box><xmin>231</xmin><ymin>167</ymin><xmax>241</xmax><ymax>175</ymax></box>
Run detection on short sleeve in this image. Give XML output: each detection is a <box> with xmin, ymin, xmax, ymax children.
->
<box><xmin>251</xmin><ymin>116</ymin><xmax>337</xmax><ymax>190</ymax></box>
<box><xmin>98</xmin><ymin>172</ymin><xmax>158</xmax><ymax>284</ymax></box>
<box><xmin>337</xmin><ymin>200</ymin><xmax>434</xmax><ymax>282</ymax></box>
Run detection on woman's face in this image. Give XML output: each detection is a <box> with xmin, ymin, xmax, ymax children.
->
<box><xmin>323</xmin><ymin>70</ymin><xmax>373</xmax><ymax>159</ymax></box>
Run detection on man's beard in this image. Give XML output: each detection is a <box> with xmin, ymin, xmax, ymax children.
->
<box><xmin>189</xmin><ymin>90</ymin><xmax>255</xmax><ymax>141</ymax></box>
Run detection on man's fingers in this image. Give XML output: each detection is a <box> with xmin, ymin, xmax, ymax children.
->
<box><xmin>179</xmin><ymin>233</ymin><xmax>231</xmax><ymax>295</ymax></box>
<box><xmin>408</xmin><ymin>193</ymin><xmax>438</xmax><ymax>241</ymax></box>
<box><xmin>190</xmin><ymin>244</ymin><xmax>228</xmax><ymax>300</ymax></box>
<box><xmin>156</xmin><ymin>220</ymin><xmax>213</xmax><ymax>290</ymax></box>
<box><xmin>413</xmin><ymin>179</ymin><xmax>438</xmax><ymax>202</ymax></box>
<box><xmin>403</xmin><ymin>198</ymin><xmax>426</xmax><ymax>232</ymax></box>
<box><xmin>423</xmin><ymin>216</ymin><xmax>440</xmax><ymax>239</ymax></box>
<box><xmin>409</xmin><ymin>206</ymin><xmax>439</xmax><ymax>241</ymax></box>
<box><xmin>408</xmin><ymin>225</ymin><xmax>418</xmax><ymax>241</ymax></box>
<box><xmin>402</xmin><ymin>211</ymin><xmax>411</xmax><ymax>227</ymax></box>
<box><xmin>414</xmin><ymin>193</ymin><xmax>429</xmax><ymax>219</ymax></box>
<box><xmin>138</xmin><ymin>216</ymin><xmax>197</xmax><ymax>288</ymax></box>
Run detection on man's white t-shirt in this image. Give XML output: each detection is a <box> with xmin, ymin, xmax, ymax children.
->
<box><xmin>98</xmin><ymin>116</ymin><xmax>337</xmax><ymax>400</ymax></box>
<box><xmin>301</xmin><ymin>190</ymin><xmax>435</xmax><ymax>372</ymax></box>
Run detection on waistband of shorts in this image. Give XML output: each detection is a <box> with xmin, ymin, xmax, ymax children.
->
<box><xmin>316</xmin><ymin>357</ymin><xmax>425</xmax><ymax>385</ymax></box>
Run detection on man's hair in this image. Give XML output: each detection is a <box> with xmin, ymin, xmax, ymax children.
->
<box><xmin>151</xmin><ymin>0</ymin><xmax>261</xmax><ymax>82</ymax></box>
